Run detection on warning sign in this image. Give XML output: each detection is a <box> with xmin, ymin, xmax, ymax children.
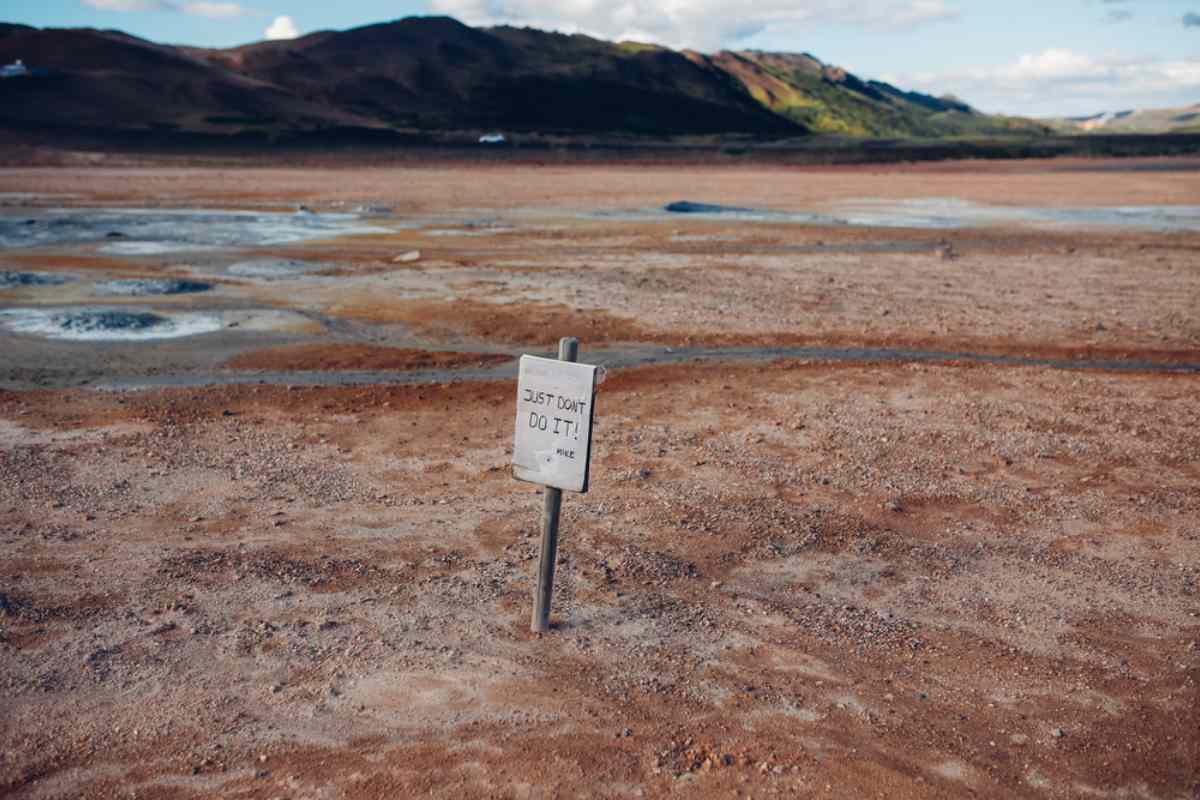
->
<box><xmin>512</xmin><ymin>355</ymin><xmax>598</xmax><ymax>493</ymax></box>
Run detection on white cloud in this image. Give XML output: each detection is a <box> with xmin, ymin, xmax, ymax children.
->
<box><xmin>999</xmin><ymin>49</ymin><xmax>1110</xmax><ymax>83</ymax></box>
<box><xmin>426</xmin><ymin>0</ymin><xmax>957</xmax><ymax>51</ymax></box>
<box><xmin>881</xmin><ymin>0</ymin><xmax>957</xmax><ymax>28</ymax></box>
<box><xmin>182</xmin><ymin>0</ymin><xmax>250</xmax><ymax>16</ymax></box>
<box><xmin>264</xmin><ymin>14</ymin><xmax>299</xmax><ymax>39</ymax></box>
<box><xmin>83</xmin><ymin>0</ymin><xmax>255</xmax><ymax>15</ymax></box>
<box><xmin>898</xmin><ymin>48</ymin><xmax>1200</xmax><ymax>117</ymax></box>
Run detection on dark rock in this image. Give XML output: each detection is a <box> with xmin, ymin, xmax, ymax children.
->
<box><xmin>665</xmin><ymin>201</ymin><xmax>754</xmax><ymax>215</ymax></box>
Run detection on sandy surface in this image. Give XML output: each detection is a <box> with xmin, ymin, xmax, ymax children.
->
<box><xmin>2</xmin><ymin>157</ymin><xmax>1199</xmax><ymax>210</ymax></box>
<box><xmin>0</xmin><ymin>158</ymin><xmax>1198</xmax><ymax>799</ymax></box>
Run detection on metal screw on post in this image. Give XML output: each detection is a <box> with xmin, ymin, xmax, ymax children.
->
<box><xmin>531</xmin><ymin>336</ymin><xmax>578</xmax><ymax>634</ymax></box>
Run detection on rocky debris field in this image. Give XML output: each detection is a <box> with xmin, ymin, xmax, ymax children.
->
<box><xmin>0</xmin><ymin>159</ymin><xmax>1197</xmax><ymax>798</ymax></box>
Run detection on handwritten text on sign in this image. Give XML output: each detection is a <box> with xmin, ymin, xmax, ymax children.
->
<box><xmin>512</xmin><ymin>355</ymin><xmax>597</xmax><ymax>493</ymax></box>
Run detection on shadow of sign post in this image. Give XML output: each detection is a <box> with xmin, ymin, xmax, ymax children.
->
<box><xmin>512</xmin><ymin>337</ymin><xmax>599</xmax><ymax>633</ymax></box>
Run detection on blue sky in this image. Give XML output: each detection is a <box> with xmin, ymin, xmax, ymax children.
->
<box><xmin>4</xmin><ymin>0</ymin><xmax>1199</xmax><ymax>116</ymax></box>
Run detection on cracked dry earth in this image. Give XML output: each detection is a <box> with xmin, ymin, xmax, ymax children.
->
<box><xmin>1</xmin><ymin>361</ymin><xmax>1197</xmax><ymax>799</ymax></box>
<box><xmin>0</xmin><ymin>158</ymin><xmax>1198</xmax><ymax>799</ymax></box>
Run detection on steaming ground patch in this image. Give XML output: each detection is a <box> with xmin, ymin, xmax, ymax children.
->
<box><xmin>0</xmin><ymin>308</ymin><xmax>224</xmax><ymax>341</ymax></box>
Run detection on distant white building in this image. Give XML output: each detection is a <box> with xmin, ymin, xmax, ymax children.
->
<box><xmin>478</xmin><ymin>133</ymin><xmax>506</xmax><ymax>144</ymax></box>
<box><xmin>1</xmin><ymin>59</ymin><xmax>29</xmax><ymax>78</ymax></box>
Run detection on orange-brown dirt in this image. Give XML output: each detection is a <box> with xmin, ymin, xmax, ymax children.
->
<box><xmin>4</xmin><ymin>161</ymin><xmax>1199</xmax><ymax>363</ymax></box>
<box><xmin>2</xmin><ymin>362</ymin><xmax>1197</xmax><ymax>798</ymax></box>
<box><xmin>2</xmin><ymin>157</ymin><xmax>1198</xmax><ymax>209</ymax></box>
<box><xmin>0</xmin><ymin>159</ymin><xmax>1198</xmax><ymax>799</ymax></box>
<box><xmin>239</xmin><ymin>217</ymin><xmax>1200</xmax><ymax>359</ymax></box>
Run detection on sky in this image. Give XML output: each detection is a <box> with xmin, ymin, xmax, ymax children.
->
<box><xmin>3</xmin><ymin>0</ymin><xmax>1199</xmax><ymax>117</ymax></box>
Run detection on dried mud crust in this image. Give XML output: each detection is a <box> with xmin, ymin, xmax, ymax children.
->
<box><xmin>1</xmin><ymin>361</ymin><xmax>1197</xmax><ymax>799</ymax></box>
<box><xmin>1</xmin><ymin>161</ymin><xmax>1198</xmax><ymax>385</ymax></box>
<box><xmin>237</xmin><ymin>221</ymin><xmax>1200</xmax><ymax>360</ymax></box>
<box><xmin>260</xmin><ymin>218</ymin><xmax>1200</xmax><ymax>360</ymax></box>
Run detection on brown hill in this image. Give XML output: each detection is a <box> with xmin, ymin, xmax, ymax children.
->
<box><xmin>199</xmin><ymin>18</ymin><xmax>797</xmax><ymax>134</ymax></box>
<box><xmin>0</xmin><ymin>16</ymin><xmax>1056</xmax><ymax>142</ymax></box>
<box><xmin>0</xmin><ymin>22</ymin><xmax>368</xmax><ymax>131</ymax></box>
<box><xmin>0</xmin><ymin>18</ymin><xmax>800</xmax><ymax>137</ymax></box>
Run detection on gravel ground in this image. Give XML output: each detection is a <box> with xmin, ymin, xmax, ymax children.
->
<box><xmin>3</xmin><ymin>163</ymin><xmax>1198</xmax><ymax>383</ymax></box>
<box><xmin>0</xmin><ymin>159</ymin><xmax>1197</xmax><ymax>799</ymax></box>
<box><xmin>1</xmin><ymin>363</ymin><xmax>1196</xmax><ymax>799</ymax></box>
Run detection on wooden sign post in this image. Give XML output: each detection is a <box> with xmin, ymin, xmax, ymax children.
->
<box><xmin>512</xmin><ymin>337</ymin><xmax>598</xmax><ymax>633</ymax></box>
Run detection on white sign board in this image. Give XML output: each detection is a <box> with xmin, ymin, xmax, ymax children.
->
<box><xmin>512</xmin><ymin>355</ymin><xmax>597</xmax><ymax>493</ymax></box>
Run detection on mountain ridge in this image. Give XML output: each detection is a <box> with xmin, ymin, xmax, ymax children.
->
<box><xmin>691</xmin><ymin>49</ymin><xmax>1045</xmax><ymax>138</ymax></box>
<box><xmin>1047</xmin><ymin>103</ymin><xmax>1200</xmax><ymax>134</ymax></box>
<box><xmin>0</xmin><ymin>16</ymin><xmax>1047</xmax><ymax>140</ymax></box>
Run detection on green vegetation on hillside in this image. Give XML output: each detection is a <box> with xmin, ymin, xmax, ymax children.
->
<box><xmin>703</xmin><ymin>50</ymin><xmax>1051</xmax><ymax>139</ymax></box>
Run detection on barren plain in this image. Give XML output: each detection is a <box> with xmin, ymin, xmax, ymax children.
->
<box><xmin>0</xmin><ymin>158</ymin><xmax>1197</xmax><ymax>799</ymax></box>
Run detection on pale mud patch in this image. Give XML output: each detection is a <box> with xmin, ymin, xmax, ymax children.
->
<box><xmin>341</xmin><ymin>660</ymin><xmax>557</xmax><ymax>730</ymax></box>
<box><xmin>226</xmin><ymin>258</ymin><xmax>327</xmax><ymax>280</ymax></box>
<box><xmin>423</xmin><ymin>227</ymin><xmax>513</xmax><ymax>237</ymax></box>
<box><xmin>0</xmin><ymin>308</ymin><xmax>224</xmax><ymax>341</ymax></box>
<box><xmin>1068</xmin><ymin>779</ymin><xmax>1164</xmax><ymax>798</ymax></box>
<box><xmin>932</xmin><ymin>759</ymin><xmax>980</xmax><ymax>784</ymax></box>
<box><xmin>222</xmin><ymin>308</ymin><xmax>322</xmax><ymax>335</ymax></box>
<box><xmin>669</xmin><ymin>233</ymin><xmax>747</xmax><ymax>243</ymax></box>
<box><xmin>2</xmin><ymin>208</ymin><xmax>387</xmax><ymax>251</ymax></box>
<box><xmin>1026</xmin><ymin>768</ymin><xmax>1054</xmax><ymax>789</ymax></box>
<box><xmin>0</xmin><ymin>306</ymin><xmax>317</xmax><ymax>341</ymax></box>
<box><xmin>99</xmin><ymin>241</ymin><xmax>222</xmax><ymax>256</ymax></box>
<box><xmin>757</xmin><ymin>704</ymin><xmax>825</xmax><ymax>723</ymax></box>
<box><xmin>0</xmin><ymin>418</ymin><xmax>151</xmax><ymax>447</ymax></box>
<box><xmin>828</xmin><ymin>197</ymin><xmax>1200</xmax><ymax>232</ymax></box>
<box><xmin>760</xmin><ymin>650</ymin><xmax>843</xmax><ymax>683</ymax></box>
<box><xmin>989</xmin><ymin>685</ymin><xmax>1128</xmax><ymax>718</ymax></box>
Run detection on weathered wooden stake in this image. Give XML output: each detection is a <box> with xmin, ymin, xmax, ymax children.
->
<box><xmin>531</xmin><ymin>336</ymin><xmax>578</xmax><ymax>633</ymax></box>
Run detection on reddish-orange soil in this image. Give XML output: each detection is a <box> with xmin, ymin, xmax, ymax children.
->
<box><xmin>0</xmin><ymin>159</ymin><xmax>1197</xmax><ymax>799</ymax></box>
<box><xmin>2</xmin><ymin>361</ymin><xmax>1198</xmax><ymax>798</ymax></box>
